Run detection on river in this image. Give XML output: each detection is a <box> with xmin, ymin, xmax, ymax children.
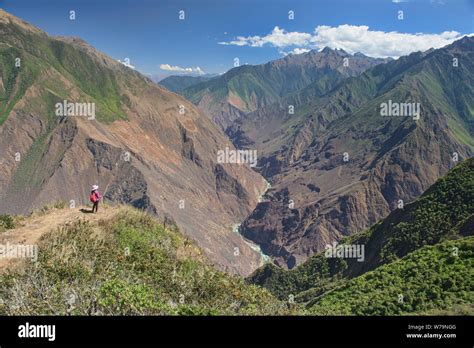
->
<box><xmin>232</xmin><ymin>178</ymin><xmax>272</xmax><ymax>267</ymax></box>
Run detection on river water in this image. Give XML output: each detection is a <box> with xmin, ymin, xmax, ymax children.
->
<box><xmin>232</xmin><ymin>178</ymin><xmax>272</xmax><ymax>267</ymax></box>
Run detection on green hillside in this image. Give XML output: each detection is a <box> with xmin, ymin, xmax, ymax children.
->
<box><xmin>0</xmin><ymin>207</ymin><xmax>287</xmax><ymax>315</ymax></box>
<box><xmin>0</xmin><ymin>45</ymin><xmax>42</xmax><ymax>126</ymax></box>
<box><xmin>308</xmin><ymin>237</ymin><xmax>474</xmax><ymax>315</ymax></box>
<box><xmin>182</xmin><ymin>65</ymin><xmax>280</xmax><ymax>112</ymax></box>
<box><xmin>0</xmin><ymin>18</ymin><xmax>129</xmax><ymax>125</ymax></box>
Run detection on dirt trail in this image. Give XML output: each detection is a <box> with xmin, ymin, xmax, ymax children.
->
<box><xmin>0</xmin><ymin>205</ymin><xmax>120</xmax><ymax>272</ymax></box>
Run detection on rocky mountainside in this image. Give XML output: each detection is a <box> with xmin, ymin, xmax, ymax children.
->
<box><xmin>0</xmin><ymin>9</ymin><xmax>267</xmax><ymax>275</ymax></box>
<box><xmin>158</xmin><ymin>75</ymin><xmax>216</xmax><ymax>93</ymax></box>
<box><xmin>180</xmin><ymin>48</ymin><xmax>388</xmax><ymax>129</ymax></box>
<box><xmin>237</xmin><ymin>37</ymin><xmax>474</xmax><ymax>268</ymax></box>
<box><xmin>248</xmin><ymin>158</ymin><xmax>474</xmax><ymax>315</ymax></box>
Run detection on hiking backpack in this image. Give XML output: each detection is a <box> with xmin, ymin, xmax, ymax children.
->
<box><xmin>90</xmin><ymin>192</ymin><xmax>98</xmax><ymax>203</ymax></box>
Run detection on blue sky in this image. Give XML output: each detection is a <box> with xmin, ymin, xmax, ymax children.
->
<box><xmin>1</xmin><ymin>0</ymin><xmax>473</xmax><ymax>77</ymax></box>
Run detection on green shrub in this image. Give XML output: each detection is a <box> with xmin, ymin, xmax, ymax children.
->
<box><xmin>307</xmin><ymin>237</ymin><xmax>474</xmax><ymax>315</ymax></box>
<box><xmin>0</xmin><ymin>215</ymin><xmax>15</xmax><ymax>230</ymax></box>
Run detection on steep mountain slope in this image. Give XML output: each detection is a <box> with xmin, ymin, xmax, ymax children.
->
<box><xmin>307</xmin><ymin>237</ymin><xmax>473</xmax><ymax>315</ymax></box>
<box><xmin>181</xmin><ymin>49</ymin><xmax>388</xmax><ymax>129</ymax></box>
<box><xmin>248</xmin><ymin>158</ymin><xmax>474</xmax><ymax>314</ymax></box>
<box><xmin>238</xmin><ymin>37</ymin><xmax>474</xmax><ymax>268</ymax></box>
<box><xmin>158</xmin><ymin>75</ymin><xmax>215</xmax><ymax>93</ymax></box>
<box><xmin>0</xmin><ymin>206</ymin><xmax>287</xmax><ymax>315</ymax></box>
<box><xmin>0</xmin><ymin>9</ymin><xmax>267</xmax><ymax>275</ymax></box>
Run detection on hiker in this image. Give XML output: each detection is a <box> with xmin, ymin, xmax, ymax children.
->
<box><xmin>90</xmin><ymin>185</ymin><xmax>102</xmax><ymax>213</ymax></box>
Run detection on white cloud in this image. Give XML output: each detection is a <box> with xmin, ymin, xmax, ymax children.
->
<box><xmin>159</xmin><ymin>64</ymin><xmax>205</xmax><ymax>75</ymax></box>
<box><xmin>310</xmin><ymin>25</ymin><xmax>466</xmax><ymax>58</ymax></box>
<box><xmin>118</xmin><ymin>59</ymin><xmax>135</xmax><ymax>69</ymax></box>
<box><xmin>218</xmin><ymin>25</ymin><xmax>472</xmax><ymax>58</ymax></box>
<box><xmin>278</xmin><ymin>47</ymin><xmax>311</xmax><ymax>56</ymax></box>
<box><xmin>289</xmin><ymin>48</ymin><xmax>311</xmax><ymax>55</ymax></box>
<box><xmin>219</xmin><ymin>26</ymin><xmax>312</xmax><ymax>48</ymax></box>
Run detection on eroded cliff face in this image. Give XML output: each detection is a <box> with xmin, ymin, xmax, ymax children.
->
<box><xmin>0</xmin><ymin>9</ymin><xmax>266</xmax><ymax>275</ymax></box>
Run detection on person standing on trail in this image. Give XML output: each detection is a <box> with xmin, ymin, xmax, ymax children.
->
<box><xmin>90</xmin><ymin>185</ymin><xmax>102</xmax><ymax>213</ymax></box>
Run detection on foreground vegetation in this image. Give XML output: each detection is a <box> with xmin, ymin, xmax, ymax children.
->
<box><xmin>0</xmin><ymin>208</ymin><xmax>288</xmax><ymax>315</ymax></box>
<box><xmin>307</xmin><ymin>237</ymin><xmax>474</xmax><ymax>315</ymax></box>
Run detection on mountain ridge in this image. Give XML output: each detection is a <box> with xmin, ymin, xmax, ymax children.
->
<box><xmin>180</xmin><ymin>47</ymin><xmax>389</xmax><ymax>129</ymax></box>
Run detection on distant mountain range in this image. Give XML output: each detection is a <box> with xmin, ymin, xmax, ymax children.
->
<box><xmin>0</xmin><ymin>9</ymin><xmax>266</xmax><ymax>275</ymax></box>
<box><xmin>179</xmin><ymin>48</ymin><xmax>390</xmax><ymax>129</ymax></box>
